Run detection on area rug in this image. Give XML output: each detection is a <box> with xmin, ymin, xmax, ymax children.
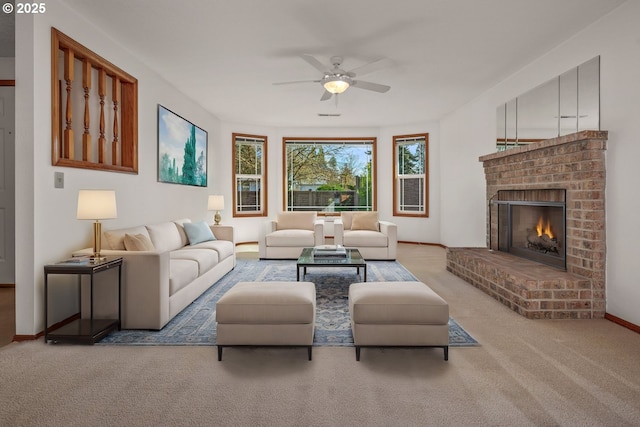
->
<box><xmin>98</xmin><ymin>259</ymin><xmax>479</xmax><ymax>347</ymax></box>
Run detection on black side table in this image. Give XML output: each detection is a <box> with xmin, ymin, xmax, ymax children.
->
<box><xmin>44</xmin><ymin>257</ymin><xmax>123</xmax><ymax>344</ymax></box>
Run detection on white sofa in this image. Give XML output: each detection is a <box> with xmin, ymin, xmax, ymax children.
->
<box><xmin>259</xmin><ymin>212</ymin><xmax>324</xmax><ymax>259</ymax></box>
<box><xmin>76</xmin><ymin>219</ymin><xmax>235</xmax><ymax>330</ymax></box>
<box><xmin>334</xmin><ymin>211</ymin><xmax>397</xmax><ymax>260</ymax></box>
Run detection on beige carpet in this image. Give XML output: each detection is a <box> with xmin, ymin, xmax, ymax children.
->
<box><xmin>1</xmin><ymin>245</ymin><xmax>639</xmax><ymax>427</ymax></box>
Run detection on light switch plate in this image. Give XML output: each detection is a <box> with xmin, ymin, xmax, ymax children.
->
<box><xmin>54</xmin><ymin>171</ymin><xmax>64</xmax><ymax>189</ymax></box>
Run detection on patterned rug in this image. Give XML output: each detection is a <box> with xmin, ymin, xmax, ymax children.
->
<box><xmin>98</xmin><ymin>259</ymin><xmax>479</xmax><ymax>347</ymax></box>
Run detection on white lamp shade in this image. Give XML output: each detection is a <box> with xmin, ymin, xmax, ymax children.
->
<box><xmin>77</xmin><ymin>190</ymin><xmax>118</xmax><ymax>220</ymax></box>
<box><xmin>208</xmin><ymin>195</ymin><xmax>224</xmax><ymax>211</ymax></box>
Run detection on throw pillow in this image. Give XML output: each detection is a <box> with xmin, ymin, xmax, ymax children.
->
<box><xmin>183</xmin><ymin>221</ymin><xmax>216</xmax><ymax>245</ymax></box>
<box><xmin>351</xmin><ymin>211</ymin><xmax>379</xmax><ymax>231</ymax></box>
<box><xmin>340</xmin><ymin>212</ymin><xmax>353</xmax><ymax>230</ymax></box>
<box><xmin>123</xmin><ymin>233</ymin><xmax>156</xmax><ymax>251</ymax></box>
<box><xmin>276</xmin><ymin>212</ymin><xmax>316</xmax><ymax>230</ymax></box>
<box><xmin>104</xmin><ymin>226</ymin><xmax>150</xmax><ymax>250</ymax></box>
<box><xmin>173</xmin><ymin>218</ymin><xmax>192</xmax><ymax>247</ymax></box>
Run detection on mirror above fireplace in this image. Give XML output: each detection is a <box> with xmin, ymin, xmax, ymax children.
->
<box><xmin>496</xmin><ymin>56</ymin><xmax>600</xmax><ymax>151</ymax></box>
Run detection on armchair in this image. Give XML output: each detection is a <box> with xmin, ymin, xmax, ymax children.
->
<box><xmin>334</xmin><ymin>211</ymin><xmax>397</xmax><ymax>260</ymax></box>
<box><xmin>259</xmin><ymin>211</ymin><xmax>324</xmax><ymax>259</ymax></box>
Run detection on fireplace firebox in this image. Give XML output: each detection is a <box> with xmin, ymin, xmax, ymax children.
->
<box><xmin>493</xmin><ymin>190</ymin><xmax>566</xmax><ymax>269</ymax></box>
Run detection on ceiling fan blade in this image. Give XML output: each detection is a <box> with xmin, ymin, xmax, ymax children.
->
<box><xmin>273</xmin><ymin>79</ymin><xmax>320</xmax><ymax>86</ymax></box>
<box><xmin>347</xmin><ymin>57</ymin><xmax>391</xmax><ymax>77</ymax></box>
<box><xmin>320</xmin><ymin>90</ymin><xmax>333</xmax><ymax>101</ymax></box>
<box><xmin>351</xmin><ymin>80</ymin><xmax>391</xmax><ymax>93</ymax></box>
<box><xmin>301</xmin><ymin>54</ymin><xmax>330</xmax><ymax>74</ymax></box>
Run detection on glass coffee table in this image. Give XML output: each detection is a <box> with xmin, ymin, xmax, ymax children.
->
<box><xmin>296</xmin><ymin>247</ymin><xmax>367</xmax><ymax>281</ymax></box>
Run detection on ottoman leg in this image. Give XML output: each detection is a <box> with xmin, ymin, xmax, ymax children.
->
<box><xmin>218</xmin><ymin>345</ymin><xmax>223</xmax><ymax>361</ymax></box>
<box><xmin>308</xmin><ymin>346</ymin><xmax>312</xmax><ymax>361</ymax></box>
<box><xmin>444</xmin><ymin>346</ymin><xmax>449</xmax><ymax>361</ymax></box>
<box><xmin>355</xmin><ymin>346</ymin><xmax>361</xmax><ymax>361</ymax></box>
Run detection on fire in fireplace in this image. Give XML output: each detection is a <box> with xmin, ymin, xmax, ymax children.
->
<box><xmin>494</xmin><ymin>190</ymin><xmax>566</xmax><ymax>269</ymax></box>
<box><xmin>528</xmin><ymin>215</ymin><xmax>559</xmax><ymax>254</ymax></box>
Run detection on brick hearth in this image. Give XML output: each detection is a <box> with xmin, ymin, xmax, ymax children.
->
<box><xmin>446</xmin><ymin>130</ymin><xmax>607</xmax><ymax>319</ymax></box>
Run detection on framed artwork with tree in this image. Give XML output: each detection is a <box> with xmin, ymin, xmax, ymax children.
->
<box><xmin>157</xmin><ymin>105</ymin><xmax>207</xmax><ymax>187</ymax></box>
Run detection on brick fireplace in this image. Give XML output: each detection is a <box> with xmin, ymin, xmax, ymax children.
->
<box><xmin>447</xmin><ymin>131</ymin><xmax>607</xmax><ymax>319</ymax></box>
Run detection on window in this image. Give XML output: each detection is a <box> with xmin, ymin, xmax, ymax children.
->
<box><xmin>393</xmin><ymin>133</ymin><xmax>428</xmax><ymax>217</ymax></box>
<box><xmin>233</xmin><ymin>133</ymin><xmax>267</xmax><ymax>217</ymax></box>
<box><xmin>284</xmin><ymin>137</ymin><xmax>376</xmax><ymax>212</ymax></box>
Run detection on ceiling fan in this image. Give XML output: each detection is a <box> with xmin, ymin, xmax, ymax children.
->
<box><xmin>274</xmin><ymin>54</ymin><xmax>391</xmax><ymax>101</ymax></box>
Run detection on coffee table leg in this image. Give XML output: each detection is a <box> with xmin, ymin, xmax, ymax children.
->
<box><xmin>297</xmin><ymin>266</ymin><xmax>300</xmax><ymax>281</ymax></box>
<box><xmin>356</xmin><ymin>266</ymin><xmax>365</xmax><ymax>282</ymax></box>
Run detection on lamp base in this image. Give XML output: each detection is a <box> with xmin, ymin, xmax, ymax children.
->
<box><xmin>91</xmin><ymin>221</ymin><xmax>105</xmax><ymax>263</ymax></box>
<box><xmin>214</xmin><ymin>211</ymin><xmax>221</xmax><ymax>225</ymax></box>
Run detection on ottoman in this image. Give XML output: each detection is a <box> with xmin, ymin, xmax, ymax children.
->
<box><xmin>215</xmin><ymin>281</ymin><xmax>316</xmax><ymax>361</ymax></box>
<box><xmin>349</xmin><ymin>281</ymin><xmax>449</xmax><ymax>361</ymax></box>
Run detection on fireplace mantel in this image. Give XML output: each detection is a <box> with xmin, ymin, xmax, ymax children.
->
<box><xmin>478</xmin><ymin>130</ymin><xmax>608</xmax><ymax>163</ymax></box>
<box><xmin>447</xmin><ymin>131</ymin><xmax>608</xmax><ymax>319</ymax></box>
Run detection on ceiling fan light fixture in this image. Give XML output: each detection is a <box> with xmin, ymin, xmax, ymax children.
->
<box><xmin>323</xmin><ymin>75</ymin><xmax>352</xmax><ymax>94</ymax></box>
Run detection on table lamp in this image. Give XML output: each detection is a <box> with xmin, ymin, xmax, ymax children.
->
<box><xmin>208</xmin><ymin>195</ymin><xmax>224</xmax><ymax>225</ymax></box>
<box><xmin>77</xmin><ymin>189</ymin><xmax>118</xmax><ymax>262</ymax></box>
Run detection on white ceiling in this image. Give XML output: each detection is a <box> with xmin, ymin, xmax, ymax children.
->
<box><xmin>59</xmin><ymin>0</ymin><xmax>624</xmax><ymax>128</ymax></box>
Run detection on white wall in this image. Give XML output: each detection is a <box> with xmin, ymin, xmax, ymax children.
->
<box><xmin>440</xmin><ymin>100</ymin><xmax>492</xmax><ymax>248</ymax></box>
<box><xmin>218</xmin><ymin>122</ymin><xmax>441</xmax><ymax>244</ymax></box>
<box><xmin>440</xmin><ymin>0</ymin><xmax>640</xmax><ymax>325</ymax></box>
<box><xmin>15</xmin><ymin>1</ymin><xmax>221</xmax><ymax>335</ymax></box>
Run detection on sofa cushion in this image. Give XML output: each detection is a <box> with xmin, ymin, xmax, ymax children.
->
<box><xmin>173</xmin><ymin>218</ymin><xmax>192</xmax><ymax>247</ymax></box>
<box><xmin>340</xmin><ymin>212</ymin><xmax>354</xmax><ymax>230</ymax></box>
<box><xmin>169</xmin><ymin>259</ymin><xmax>199</xmax><ymax>296</ymax></box>
<box><xmin>188</xmin><ymin>239</ymin><xmax>234</xmax><ymax>261</ymax></box>
<box><xmin>103</xmin><ymin>226</ymin><xmax>151</xmax><ymax>250</ymax></box>
<box><xmin>351</xmin><ymin>211</ymin><xmax>379</xmax><ymax>231</ymax></box>
<box><xmin>266</xmin><ymin>229</ymin><xmax>315</xmax><ymax>247</ymax></box>
<box><xmin>276</xmin><ymin>212</ymin><xmax>316</xmax><ymax>231</ymax></box>
<box><xmin>343</xmin><ymin>230</ymin><xmax>388</xmax><ymax>247</ymax></box>
<box><xmin>171</xmin><ymin>248</ymin><xmax>219</xmax><ymax>275</ymax></box>
<box><xmin>183</xmin><ymin>221</ymin><xmax>216</xmax><ymax>245</ymax></box>
<box><xmin>123</xmin><ymin>233</ymin><xmax>155</xmax><ymax>251</ymax></box>
<box><xmin>146</xmin><ymin>222</ymin><xmax>184</xmax><ymax>252</ymax></box>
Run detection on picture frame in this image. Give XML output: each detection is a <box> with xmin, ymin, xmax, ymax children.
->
<box><xmin>157</xmin><ymin>105</ymin><xmax>208</xmax><ymax>187</ymax></box>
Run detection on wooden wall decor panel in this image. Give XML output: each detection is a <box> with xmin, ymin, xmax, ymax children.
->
<box><xmin>51</xmin><ymin>28</ymin><xmax>138</xmax><ymax>174</ymax></box>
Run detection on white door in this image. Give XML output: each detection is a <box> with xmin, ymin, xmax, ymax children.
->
<box><xmin>0</xmin><ymin>86</ymin><xmax>15</xmax><ymax>284</ymax></box>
